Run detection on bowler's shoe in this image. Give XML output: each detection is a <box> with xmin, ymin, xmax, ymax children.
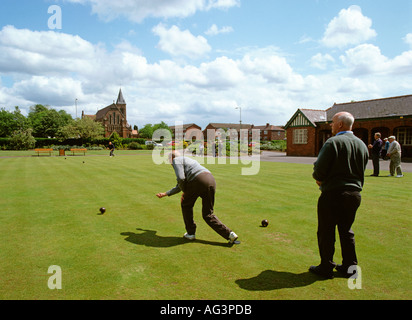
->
<box><xmin>309</xmin><ymin>265</ymin><xmax>334</xmax><ymax>279</ymax></box>
<box><xmin>183</xmin><ymin>233</ymin><xmax>196</xmax><ymax>241</ymax></box>
<box><xmin>335</xmin><ymin>264</ymin><xmax>358</xmax><ymax>278</ymax></box>
<box><xmin>228</xmin><ymin>231</ymin><xmax>238</xmax><ymax>244</ymax></box>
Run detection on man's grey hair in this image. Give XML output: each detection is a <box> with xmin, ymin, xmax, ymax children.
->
<box><xmin>336</xmin><ymin>112</ymin><xmax>355</xmax><ymax>129</ymax></box>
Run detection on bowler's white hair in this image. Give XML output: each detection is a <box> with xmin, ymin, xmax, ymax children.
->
<box><xmin>335</xmin><ymin>112</ymin><xmax>355</xmax><ymax>129</ymax></box>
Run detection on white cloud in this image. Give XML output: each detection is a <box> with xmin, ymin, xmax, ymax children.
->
<box><xmin>206</xmin><ymin>0</ymin><xmax>240</xmax><ymax>10</ymax></box>
<box><xmin>337</xmin><ymin>77</ymin><xmax>380</xmax><ymax>95</ymax></box>
<box><xmin>205</xmin><ymin>24</ymin><xmax>234</xmax><ymax>36</ymax></box>
<box><xmin>65</xmin><ymin>0</ymin><xmax>239</xmax><ymax>23</ymax></box>
<box><xmin>185</xmin><ymin>56</ymin><xmax>244</xmax><ymax>89</ymax></box>
<box><xmin>340</xmin><ymin>43</ymin><xmax>412</xmax><ymax>76</ymax></box>
<box><xmin>389</xmin><ymin>51</ymin><xmax>412</xmax><ymax>75</ymax></box>
<box><xmin>240</xmin><ymin>54</ymin><xmax>295</xmax><ymax>84</ymax></box>
<box><xmin>340</xmin><ymin>44</ymin><xmax>386</xmax><ymax>75</ymax></box>
<box><xmin>152</xmin><ymin>24</ymin><xmax>211</xmax><ymax>59</ymax></box>
<box><xmin>310</xmin><ymin>53</ymin><xmax>335</xmax><ymax>70</ymax></box>
<box><xmin>13</xmin><ymin>76</ymin><xmax>83</xmax><ymax>106</ymax></box>
<box><xmin>298</xmin><ymin>35</ymin><xmax>314</xmax><ymax>45</ymax></box>
<box><xmin>0</xmin><ymin>25</ymin><xmax>98</xmax><ymax>75</ymax></box>
<box><xmin>404</xmin><ymin>33</ymin><xmax>412</xmax><ymax>48</ymax></box>
<box><xmin>322</xmin><ymin>5</ymin><xmax>377</xmax><ymax>49</ymax></box>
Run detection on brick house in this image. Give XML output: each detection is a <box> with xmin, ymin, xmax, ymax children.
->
<box><xmin>203</xmin><ymin>123</ymin><xmax>253</xmax><ymax>140</ymax></box>
<box><xmin>203</xmin><ymin>123</ymin><xmax>254</xmax><ymax>133</ymax></box>
<box><xmin>202</xmin><ymin>123</ymin><xmax>284</xmax><ymax>141</ymax></box>
<box><xmin>169</xmin><ymin>123</ymin><xmax>202</xmax><ymax>141</ymax></box>
<box><xmin>83</xmin><ymin>89</ymin><xmax>133</xmax><ymax>138</ymax></box>
<box><xmin>252</xmin><ymin>123</ymin><xmax>286</xmax><ymax>141</ymax></box>
<box><xmin>285</xmin><ymin>95</ymin><xmax>412</xmax><ymax>160</ymax></box>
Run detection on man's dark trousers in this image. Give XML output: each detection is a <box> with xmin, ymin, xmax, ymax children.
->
<box><xmin>317</xmin><ymin>189</ymin><xmax>361</xmax><ymax>272</ymax></box>
<box><xmin>372</xmin><ymin>153</ymin><xmax>380</xmax><ymax>175</ymax></box>
<box><xmin>180</xmin><ymin>172</ymin><xmax>231</xmax><ymax>240</ymax></box>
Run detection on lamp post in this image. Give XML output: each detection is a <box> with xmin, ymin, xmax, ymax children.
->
<box><xmin>75</xmin><ymin>98</ymin><xmax>78</xmax><ymax>119</ymax></box>
<box><xmin>235</xmin><ymin>106</ymin><xmax>242</xmax><ymax>131</ymax></box>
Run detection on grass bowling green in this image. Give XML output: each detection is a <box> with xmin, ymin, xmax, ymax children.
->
<box><xmin>0</xmin><ymin>151</ymin><xmax>410</xmax><ymax>300</ymax></box>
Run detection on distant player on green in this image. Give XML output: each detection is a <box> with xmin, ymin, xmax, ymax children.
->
<box><xmin>108</xmin><ymin>141</ymin><xmax>115</xmax><ymax>157</ymax></box>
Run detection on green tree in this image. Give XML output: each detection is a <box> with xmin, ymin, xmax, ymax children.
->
<box><xmin>153</xmin><ymin>121</ymin><xmax>171</xmax><ymax>133</ymax></box>
<box><xmin>75</xmin><ymin>117</ymin><xmax>105</xmax><ymax>140</ymax></box>
<box><xmin>28</xmin><ymin>104</ymin><xmax>73</xmax><ymax>138</ymax></box>
<box><xmin>139</xmin><ymin>122</ymin><xmax>171</xmax><ymax>139</ymax></box>
<box><xmin>138</xmin><ymin>123</ymin><xmax>153</xmax><ymax>139</ymax></box>
<box><xmin>13</xmin><ymin>107</ymin><xmax>29</xmax><ymax>131</ymax></box>
<box><xmin>27</xmin><ymin>104</ymin><xmax>48</xmax><ymax>137</ymax></box>
<box><xmin>10</xmin><ymin>128</ymin><xmax>36</xmax><ymax>150</ymax></box>
<box><xmin>58</xmin><ymin>117</ymin><xmax>104</xmax><ymax>141</ymax></box>
<box><xmin>0</xmin><ymin>107</ymin><xmax>29</xmax><ymax>137</ymax></box>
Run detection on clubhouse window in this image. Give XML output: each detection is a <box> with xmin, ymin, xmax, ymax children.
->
<box><xmin>395</xmin><ymin>127</ymin><xmax>412</xmax><ymax>146</ymax></box>
<box><xmin>293</xmin><ymin>129</ymin><xmax>308</xmax><ymax>144</ymax></box>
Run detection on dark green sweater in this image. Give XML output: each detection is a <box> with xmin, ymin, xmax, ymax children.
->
<box><xmin>313</xmin><ymin>132</ymin><xmax>369</xmax><ymax>193</ymax></box>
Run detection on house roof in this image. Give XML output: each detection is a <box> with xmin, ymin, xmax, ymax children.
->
<box><xmin>326</xmin><ymin>94</ymin><xmax>412</xmax><ymax>121</ymax></box>
<box><xmin>284</xmin><ymin>109</ymin><xmax>326</xmax><ymax>129</ymax></box>
<box><xmin>169</xmin><ymin>123</ymin><xmax>201</xmax><ymax>130</ymax></box>
<box><xmin>253</xmin><ymin>124</ymin><xmax>285</xmax><ymax>131</ymax></box>
<box><xmin>300</xmin><ymin>109</ymin><xmax>327</xmax><ymax>124</ymax></box>
<box><xmin>206</xmin><ymin>123</ymin><xmax>254</xmax><ymax>130</ymax></box>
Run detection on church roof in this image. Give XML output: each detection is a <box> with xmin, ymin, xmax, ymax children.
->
<box><xmin>117</xmin><ymin>89</ymin><xmax>126</xmax><ymax>105</ymax></box>
<box><xmin>94</xmin><ymin>89</ymin><xmax>126</xmax><ymax>120</ymax></box>
<box><xmin>96</xmin><ymin>104</ymin><xmax>117</xmax><ymax>121</ymax></box>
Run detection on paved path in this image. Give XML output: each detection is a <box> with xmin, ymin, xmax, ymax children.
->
<box><xmin>259</xmin><ymin>151</ymin><xmax>412</xmax><ymax>173</ymax></box>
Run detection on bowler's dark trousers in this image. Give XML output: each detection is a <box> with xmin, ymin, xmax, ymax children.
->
<box><xmin>181</xmin><ymin>172</ymin><xmax>231</xmax><ymax>240</ymax></box>
<box><xmin>371</xmin><ymin>152</ymin><xmax>380</xmax><ymax>176</ymax></box>
<box><xmin>317</xmin><ymin>189</ymin><xmax>361</xmax><ymax>271</ymax></box>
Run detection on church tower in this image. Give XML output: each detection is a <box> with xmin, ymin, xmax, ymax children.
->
<box><xmin>116</xmin><ymin>88</ymin><xmax>126</xmax><ymax>117</ymax></box>
<box><xmin>90</xmin><ymin>88</ymin><xmax>133</xmax><ymax>138</ymax></box>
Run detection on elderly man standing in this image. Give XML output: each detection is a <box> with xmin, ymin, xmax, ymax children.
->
<box><xmin>311</xmin><ymin>112</ymin><xmax>369</xmax><ymax>279</ymax></box>
<box><xmin>387</xmin><ymin>136</ymin><xmax>403</xmax><ymax>177</ymax></box>
<box><xmin>368</xmin><ymin>132</ymin><xmax>382</xmax><ymax>176</ymax></box>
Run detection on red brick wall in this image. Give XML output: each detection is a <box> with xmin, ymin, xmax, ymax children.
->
<box><xmin>353</xmin><ymin>118</ymin><xmax>412</xmax><ymax>143</ymax></box>
<box><xmin>269</xmin><ymin>130</ymin><xmax>285</xmax><ymax>141</ymax></box>
<box><xmin>286</xmin><ymin>127</ymin><xmax>317</xmax><ymax>156</ymax></box>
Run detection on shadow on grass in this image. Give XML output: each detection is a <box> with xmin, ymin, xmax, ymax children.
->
<box><xmin>236</xmin><ymin>270</ymin><xmax>328</xmax><ymax>291</ymax></box>
<box><xmin>121</xmin><ymin>228</ymin><xmax>232</xmax><ymax>248</ymax></box>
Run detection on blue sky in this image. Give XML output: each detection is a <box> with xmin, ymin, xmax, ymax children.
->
<box><xmin>0</xmin><ymin>0</ymin><xmax>411</xmax><ymax>129</ymax></box>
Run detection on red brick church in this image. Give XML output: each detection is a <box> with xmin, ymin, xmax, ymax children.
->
<box><xmin>82</xmin><ymin>89</ymin><xmax>134</xmax><ymax>138</ymax></box>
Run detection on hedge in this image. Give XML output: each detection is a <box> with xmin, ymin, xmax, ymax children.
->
<box><xmin>0</xmin><ymin>137</ymin><xmax>151</xmax><ymax>150</ymax></box>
